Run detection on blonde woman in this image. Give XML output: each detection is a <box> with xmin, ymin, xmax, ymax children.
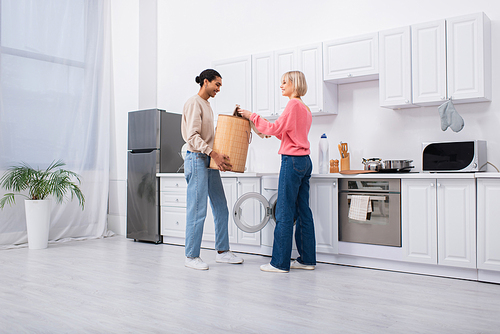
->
<box><xmin>239</xmin><ymin>71</ymin><xmax>316</xmax><ymax>272</ymax></box>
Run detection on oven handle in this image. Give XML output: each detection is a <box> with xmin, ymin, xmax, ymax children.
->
<box><xmin>347</xmin><ymin>194</ymin><xmax>386</xmax><ymax>201</ymax></box>
<box><xmin>340</xmin><ymin>189</ymin><xmax>400</xmax><ymax>194</ymax></box>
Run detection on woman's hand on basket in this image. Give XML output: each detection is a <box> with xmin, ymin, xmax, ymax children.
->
<box><xmin>238</xmin><ymin>109</ymin><xmax>252</xmax><ymax>120</ymax></box>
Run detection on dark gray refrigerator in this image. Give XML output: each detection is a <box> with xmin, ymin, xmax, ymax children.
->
<box><xmin>127</xmin><ymin>109</ymin><xmax>184</xmax><ymax>243</ymax></box>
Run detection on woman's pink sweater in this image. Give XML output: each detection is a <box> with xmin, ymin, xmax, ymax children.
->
<box><xmin>250</xmin><ymin>99</ymin><xmax>312</xmax><ymax>156</ymax></box>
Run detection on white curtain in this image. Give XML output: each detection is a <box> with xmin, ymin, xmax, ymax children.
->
<box><xmin>0</xmin><ymin>0</ymin><xmax>112</xmax><ymax>247</ymax></box>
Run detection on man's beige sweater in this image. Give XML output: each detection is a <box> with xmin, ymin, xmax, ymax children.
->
<box><xmin>181</xmin><ymin>94</ymin><xmax>214</xmax><ymax>156</ymax></box>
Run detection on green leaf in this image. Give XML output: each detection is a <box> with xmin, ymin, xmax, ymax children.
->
<box><xmin>0</xmin><ymin>160</ymin><xmax>85</xmax><ymax>210</ymax></box>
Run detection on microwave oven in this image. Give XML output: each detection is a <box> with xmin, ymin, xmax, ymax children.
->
<box><xmin>422</xmin><ymin>140</ymin><xmax>487</xmax><ymax>172</ymax></box>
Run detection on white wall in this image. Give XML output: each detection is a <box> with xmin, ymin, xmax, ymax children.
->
<box><xmin>108</xmin><ymin>0</ymin><xmax>139</xmax><ymax>235</ymax></box>
<box><xmin>110</xmin><ymin>0</ymin><xmax>500</xmax><ymax>233</ymax></box>
<box><xmin>157</xmin><ymin>0</ymin><xmax>500</xmax><ymax>173</ymax></box>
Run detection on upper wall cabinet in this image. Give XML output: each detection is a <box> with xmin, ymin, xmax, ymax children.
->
<box><xmin>273</xmin><ymin>43</ymin><xmax>337</xmax><ymax>116</ymax></box>
<box><xmin>446</xmin><ymin>12</ymin><xmax>491</xmax><ymax>103</ymax></box>
<box><xmin>212</xmin><ymin>55</ymin><xmax>252</xmax><ymax>115</ymax></box>
<box><xmin>411</xmin><ymin>12</ymin><xmax>491</xmax><ymax>107</ymax></box>
<box><xmin>252</xmin><ymin>52</ymin><xmax>275</xmax><ymax>118</ymax></box>
<box><xmin>323</xmin><ymin>33</ymin><xmax>379</xmax><ymax>83</ymax></box>
<box><xmin>299</xmin><ymin>43</ymin><xmax>337</xmax><ymax>116</ymax></box>
<box><xmin>379</xmin><ymin>26</ymin><xmax>418</xmax><ymax>109</ymax></box>
<box><xmin>380</xmin><ymin>12</ymin><xmax>491</xmax><ymax>109</ymax></box>
<box><xmin>411</xmin><ymin>20</ymin><xmax>447</xmax><ymax>106</ymax></box>
<box><xmin>274</xmin><ymin>47</ymin><xmax>297</xmax><ymax>115</ymax></box>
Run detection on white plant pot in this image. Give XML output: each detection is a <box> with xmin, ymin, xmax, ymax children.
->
<box><xmin>24</xmin><ymin>199</ymin><xmax>51</xmax><ymax>249</ymax></box>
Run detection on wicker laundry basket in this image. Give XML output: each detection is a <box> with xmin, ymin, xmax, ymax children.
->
<box><xmin>209</xmin><ymin>115</ymin><xmax>251</xmax><ymax>173</ymax></box>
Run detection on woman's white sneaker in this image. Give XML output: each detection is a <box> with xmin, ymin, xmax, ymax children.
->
<box><xmin>260</xmin><ymin>263</ymin><xmax>288</xmax><ymax>273</ymax></box>
<box><xmin>216</xmin><ymin>251</ymin><xmax>244</xmax><ymax>264</ymax></box>
<box><xmin>290</xmin><ymin>260</ymin><xmax>315</xmax><ymax>270</ymax></box>
<box><xmin>185</xmin><ymin>257</ymin><xmax>209</xmax><ymax>270</ymax></box>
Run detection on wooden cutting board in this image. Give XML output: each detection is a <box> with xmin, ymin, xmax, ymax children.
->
<box><xmin>339</xmin><ymin>170</ymin><xmax>378</xmax><ymax>175</ymax></box>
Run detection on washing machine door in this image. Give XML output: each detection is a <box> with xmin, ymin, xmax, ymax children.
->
<box><xmin>267</xmin><ymin>193</ymin><xmax>296</xmax><ymax>227</ymax></box>
<box><xmin>233</xmin><ymin>192</ymin><xmax>272</xmax><ymax>233</ymax></box>
<box><xmin>268</xmin><ymin>193</ymin><xmax>278</xmax><ymax>227</ymax></box>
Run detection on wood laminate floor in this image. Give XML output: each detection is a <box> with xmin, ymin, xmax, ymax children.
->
<box><xmin>1</xmin><ymin>236</ymin><xmax>499</xmax><ymax>334</ymax></box>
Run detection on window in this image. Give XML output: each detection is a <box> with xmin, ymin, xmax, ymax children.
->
<box><xmin>0</xmin><ymin>0</ymin><xmax>98</xmax><ymax>168</ymax></box>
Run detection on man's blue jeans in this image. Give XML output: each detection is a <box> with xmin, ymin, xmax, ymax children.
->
<box><xmin>184</xmin><ymin>152</ymin><xmax>229</xmax><ymax>258</ymax></box>
<box><xmin>271</xmin><ymin>155</ymin><xmax>316</xmax><ymax>271</ymax></box>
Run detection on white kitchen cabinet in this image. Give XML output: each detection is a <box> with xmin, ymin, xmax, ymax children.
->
<box><xmin>212</xmin><ymin>56</ymin><xmax>252</xmax><ymax>115</ymax></box>
<box><xmin>411</xmin><ymin>13</ymin><xmax>491</xmax><ymax>106</ymax></box>
<box><xmin>323</xmin><ymin>33</ymin><xmax>378</xmax><ymax>83</ymax></box>
<box><xmin>411</xmin><ymin>20</ymin><xmax>447</xmax><ymax>106</ymax></box>
<box><xmin>274</xmin><ymin>47</ymin><xmax>297</xmax><ymax>115</ymax></box>
<box><xmin>379</xmin><ymin>26</ymin><xmax>418</xmax><ymax>109</ymax></box>
<box><xmin>235</xmin><ymin>177</ymin><xmax>261</xmax><ymax>246</ymax></box>
<box><xmin>401</xmin><ymin>179</ymin><xmax>437</xmax><ymax>264</ymax></box>
<box><xmin>160</xmin><ymin>176</ymin><xmax>187</xmax><ymax>243</ymax></box>
<box><xmin>437</xmin><ymin>179</ymin><xmax>476</xmax><ymax>268</ymax></box>
<box><xmin>477</xmin><ymin>179</ymin><xmax>500</xmax><ymax>271</ymax></box>
<box><xmin>160</xmin><ymin>176</ymin><xmax>238</xmax><ymax>245</ymax></box>
<box><xmin>252</xmin><ymin>52</ymin><xmax>275</xmax><ymax>118</ymax></box>
<box><xmin>402</xmin><ymin>178</ymin><xmax>476</xmax><ymax>268</ymax></box>
<box><xmin>200</xmin><ymin>176</ymin><xmax>261</xmax><ymax>246</ymax></box>
<box><xmin>274</xmin><ymin>43</ymin><xmax>337</xmax><ymax>116</ymax></box>
<box><xmin>446</xmin><ymin>12</ymin><xmax>491</xmax><ymax>103</ymax></box>
<box><xmin>309</xmin><ymin>178</ymin><xmax>338</xmax><ymax>254</ymax></box>
<box><xmin>161</xmin><ymin>176</ymin><xmax>258</xmax><ymax>247</ymax></box>
<box><xmin>298</xmin><ymin>43</ymin><xmax>337</xmax><ymax>115</ymax></box>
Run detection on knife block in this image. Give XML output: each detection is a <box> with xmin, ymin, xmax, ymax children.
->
<box><xmin>341</xmin><ymin>153</ymin><xmax>350</xmax><ymax>171</ymax></box>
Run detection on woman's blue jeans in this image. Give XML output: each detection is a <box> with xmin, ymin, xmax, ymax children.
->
<box><xmin>184</xmin><ymin>151</ymin><xmax>229</xmax><ymax>258</ymax></box>
<box><xmin>271</xmin><ymin>155</ymin><xmax>316</xmax><ymax>271</ymax></box>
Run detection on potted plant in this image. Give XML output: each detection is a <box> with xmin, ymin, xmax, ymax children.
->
<box><xmin>0</xmin><ymin>160</ymin><xmax>85</xmax><ymax>249</ymax></box>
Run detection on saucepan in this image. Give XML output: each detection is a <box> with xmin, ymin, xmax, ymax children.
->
<box><xmin>382</xmin><ymin>159</ymin><xmax>414</xmax><ymax>171</ymax></box>
<box><xmin>363</xmin><ymin>158</ymin><xmax>414</xmax><ymax>172</ymax></box>
<box><xmin>362</xmin><ymin>158</ymin><xmax>383</xmax><ymax>171</ymax></box>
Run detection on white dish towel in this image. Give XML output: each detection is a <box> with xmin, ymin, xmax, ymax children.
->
<box><xmin>348</xmin><ymin>195</ymin><xmax>372</xmax><ymax>221</ymax></box>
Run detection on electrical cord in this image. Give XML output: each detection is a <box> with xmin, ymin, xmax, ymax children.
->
<box><xmin>481</xmin><ymin>161</ymin><xmax>500</xmax><ymax>172</ymax></box>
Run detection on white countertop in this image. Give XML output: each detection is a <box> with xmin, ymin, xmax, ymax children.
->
<box><xmin>316</xmin><ymin>172</ymin><xmax>476</xmax><ymax>179</ymax></box>
<box><xmin>157</xmin><ymin>172</ymin><xmax>260</xmax><ymax>178</ymax></box>
<box><xmin>157</xmin><ymin>172</ymin><xmax>498</xmax><ymax>179</ymax></box>
<box><xmin>473</xmin><ymin>172</ymin><xmax>500</xmax><ymax>178</ymax></box>
<box><xmin>157</xmin><ymin>173</ymin><xmax>185</xmax><ymax>178</ymax></box>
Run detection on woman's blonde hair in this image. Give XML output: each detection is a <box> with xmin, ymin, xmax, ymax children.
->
<box><xmin>281</xmin><ymin>71</ymin><xmax>308</xmax><ymax>97</ymax></box>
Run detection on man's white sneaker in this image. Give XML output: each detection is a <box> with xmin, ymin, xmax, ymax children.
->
<box><xmin>216</xmin><ymin>251</ymin><xmax>244</xmax><ymax>264</ymax></box>
<box><xmin>185</xmin><ymin>257</ymin><xmax>209</xmax><ymax>270</ymax></box>
<box><xmin>260</xmin><ymin>263</ymin><xmax>288</xmax><ymax>273</ymax></box>
<box><xmin>290</xmin><ymin>260</ymin><xmax>315</xmax><ymax>270</ymax></box>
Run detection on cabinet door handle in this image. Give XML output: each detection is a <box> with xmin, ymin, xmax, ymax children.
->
<box><xmin>405</xmin><ymin>100</ymin><xmax>409</xmax><ymax>104</ymax></box>
<box><xmin>347</xmin><ymin>73</ymin><xmax>352</xmax><ymax>77</ymax></box>
<box><xmin>431</xmin><ymin>183</ymin><xmax>435</xmax><ymax>187</ymax></box>
<box><xmin>332</xmin><ymin>182</ymin><xmax>336</xmax><ymax>187</ymax></box>
<box><xmin>175</xmin><ymin>183</ymin><xmax>179</xmax><ymax>187</ymax></box>
<box><xmin>437</xmin><ymin>183</ymin><xmax>441</xmax><ymax>187</ymax></box>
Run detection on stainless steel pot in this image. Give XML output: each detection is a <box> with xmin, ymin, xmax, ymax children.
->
<box><xmin>362</xmin><ymin>158</ymin><xmax>382</xmax><ymax>171</ymax></box>
<box><xmin>383</xmin><ymin>160</ymin><xmax>414</xmax><ymax>170</ymax></box>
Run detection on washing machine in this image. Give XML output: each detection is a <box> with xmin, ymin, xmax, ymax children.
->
<box><xmin>232</xmin><ymin>175</ymin><xmax>278</xmax><ymax>233</ymax></box>
<box><xmin>232</xmin><ymin>175</ymin><xmax>296</xmax><ymax>256</ymax></box>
